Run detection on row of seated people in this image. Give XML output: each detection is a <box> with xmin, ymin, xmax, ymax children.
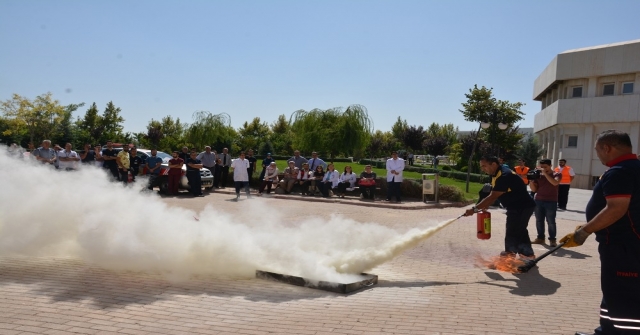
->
<box><xmin>257</xmin><ymin>162</ymin><xmax>377</xmax><ymax>200</ymax></box>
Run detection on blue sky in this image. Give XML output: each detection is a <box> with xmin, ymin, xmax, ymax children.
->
<box><xmin>1</xmin><ymin>0</ymin><xmax>639</xmax><ymax>134</ymax></box>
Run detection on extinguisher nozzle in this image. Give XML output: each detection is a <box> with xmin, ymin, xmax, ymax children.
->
<box><xmin>516</xmin><ymin>260</ymin><xmax>537</xmax><ymax>273</ymax></box>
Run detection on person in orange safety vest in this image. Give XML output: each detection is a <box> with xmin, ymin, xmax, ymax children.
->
<box><xmin>554</xmin><ymin>158</ymin><xmax>575</xmax><ymax>210</ymax></box>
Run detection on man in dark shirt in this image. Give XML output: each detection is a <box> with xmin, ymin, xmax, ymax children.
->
<box><xmin>560</xmin><ymin>130</ymin><xmax>640</xmax><ymax>335</ymax></box>
<box><xmin>101</xmin><ymin>141</ymin><xmax>119</xmax><ymax>180</ymax></box>
<box><xmin>129</xmin><ymin>147</ymin><xmax>143</xmax><ymax>182</ymax></box>
<box><xmin>80</xmin><ymin>143</ymin><xmax>95</xmax><ymax>165</ymax></box>
<box><xmin>145</xmin><ymin>148</ymin><xmax>163</xmax><ymax>190</ymax></box>
<box><xmin>246</xmin><ymin>149</ymin><xmax>257</xmax><ymax>183</ymax></box>
<box><xmin>465</xmin><ymin>155</ymin><xmax>536</xmax><ymax>259</ymax></box>
<box><xmin>178</xmin><ymin>146</ymin><xmax>190</xmax><ymax>162</ymax></box>
<box><xmin>186</xmin><ymin>150</ymin><xmax>203</xmax><ymax>197</ymax></box>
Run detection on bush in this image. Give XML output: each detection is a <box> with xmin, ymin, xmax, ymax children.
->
<box><xmin>441</xmin><ymin>165</ymin><xmax>452</xmax><ymax>171</ymax></box>
<box><xmin>460</xmin><ymin>166</ymin><xmax>467</xmax><ymax>172</ymax></box>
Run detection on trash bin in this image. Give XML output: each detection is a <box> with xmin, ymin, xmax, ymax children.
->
<box><xmin>422</xmin><ymin>173</ymin><xmax>439</xmax><ymax>203</ymax></box>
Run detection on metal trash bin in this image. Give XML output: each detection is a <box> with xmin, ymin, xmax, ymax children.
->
<box><xmin>422</xmin><ymin>173</ymin><xmax>439</xmax><ymax>203</ymax></box>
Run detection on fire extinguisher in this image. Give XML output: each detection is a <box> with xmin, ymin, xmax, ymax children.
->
<box><xmin>477</xmin><ymin>210</ymin><xmax>491</xmax><ymax>240</ymax></box>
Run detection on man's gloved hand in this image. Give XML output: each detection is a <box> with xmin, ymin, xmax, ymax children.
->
<box><xmin>559</xmin><ymin>225</ymin><xmax>591</xmax><ymax>248</ymax></box>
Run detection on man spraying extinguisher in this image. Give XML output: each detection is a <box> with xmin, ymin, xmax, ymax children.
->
<box><xmin>464</xmin><ymin>155</ymin><xmax>537</xmax><ymax>260</ymax></box>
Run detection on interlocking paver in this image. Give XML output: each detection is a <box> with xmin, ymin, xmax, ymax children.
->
<box><xmin>0</xmin><ymin>189</ymin><xmax>602</xmax><ymax>334</ymax></box>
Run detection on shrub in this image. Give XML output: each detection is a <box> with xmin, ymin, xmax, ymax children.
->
<box><xmin>441</xmin><ymin>165</ymin><xmax>452</xmax><ymax>171</ymax></box>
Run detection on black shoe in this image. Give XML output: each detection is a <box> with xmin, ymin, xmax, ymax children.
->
<box><xmin>575</xmin><ymin>332</ymin><xmax>594</xmax><ymax>335</ymax></box>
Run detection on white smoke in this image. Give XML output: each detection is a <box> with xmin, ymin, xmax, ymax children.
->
<box><xmin>0</xmin><ymin>149</ymin><xmax>451</xmax><ymax>283</ymax></box>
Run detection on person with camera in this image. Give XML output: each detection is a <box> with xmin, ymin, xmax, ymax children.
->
<box><xmin>528</xmin><ymin>159</ymin><xmax>562</xmax><ymax>247</ymax></box>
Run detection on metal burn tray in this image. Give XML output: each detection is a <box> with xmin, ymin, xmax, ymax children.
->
<box><xmin>255</xmin><ymin>270</ymin><xmax>378</xmax><ymax>294</ymax></box>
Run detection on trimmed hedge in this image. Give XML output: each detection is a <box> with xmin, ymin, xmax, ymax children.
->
<box><xmin>256</xmin><ymin>155</ymin><xmax>354</xmax><ymax>163</ymax></box>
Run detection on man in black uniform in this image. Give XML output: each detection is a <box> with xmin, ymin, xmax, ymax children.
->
<box><xmin>129</xmin><ymin>147</ymin><xmax>143</xmax><ymax>182</ymax></box>
<box><xmin>101</xmin><ymin>140</ymin><xmax>119</xmax><ymax>180</ymax></box>
<box><xmin>465</xmin><ymin>155</ymin><xmax>536</xmax><ymax>259</ymax></box>
<box><xmin>185</xmin><ymin>150</ymin><xmax>204</xmax><ymax>197</ymax></box>
<box><xmin>560</xmin><ymin>130</ymin><xmax>640</xmax><ymax>335</ymax></box>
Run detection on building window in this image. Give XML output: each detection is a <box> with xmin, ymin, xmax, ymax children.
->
<box><xmin>622</xmin><ymin>82</ymin><xmax>634</xmax><ymax>95</ymax></box>
<box><xmin>571</xmin><ymin>86</ymin><xmax>582</xmax><ymax>98</ymax></box>
<box><xmin>603</xmin><ymin>83</ymin><xmax>615</xmax><ymax>96</ymax></box>
<box><xmin>567</xmin><ymin>135</ymin><xmax>578</xmax><ymax>148</ymax></box>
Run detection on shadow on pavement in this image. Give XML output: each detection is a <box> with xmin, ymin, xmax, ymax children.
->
<box><xmin>541</xmin><ymin>246</ymin><xmax>592</xmax><ymax>260</ymax></box>
<box><xmin>479</xmin><ymin>269</ymin><xmax>561</xmax><ymax>296</ymax></box>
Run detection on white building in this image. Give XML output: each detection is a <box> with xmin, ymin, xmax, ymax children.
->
<box><xmin>533</xmin><ymin>39</ymin><xmax>640</xmax><ymax>189</ymax></box>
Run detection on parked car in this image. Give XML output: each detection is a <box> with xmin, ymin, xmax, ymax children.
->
<box><xmin>110</xmin><ymin>148</ymin><xmax>214</xmax><ymax>193</ymax></box>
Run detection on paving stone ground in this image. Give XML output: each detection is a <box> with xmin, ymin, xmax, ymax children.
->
<box><xmin>1</xmin><ymin>188</ymin><xmax>601</xmax><ymax>335</ymax></box>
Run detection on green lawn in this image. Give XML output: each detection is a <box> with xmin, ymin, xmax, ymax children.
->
<box><xmin>264</xmin><ymin>160</ymin><xmax>482</xmax><ymax>200</ymax></box>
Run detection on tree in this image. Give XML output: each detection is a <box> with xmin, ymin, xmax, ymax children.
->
<box><xmin>237</xmin><ymin>117</ymin><xmax>272</xmax><ymax>152</ymax></box>
<box><xmin>391</xmin><ymin>116</ymin><xmax>408</xmax><ymax>142</ymax></box>
<box><xmin>460</xmin><ymin>85</ymin><xmax>525</xmax><ymax>157</ymax></box>
<box><xmin>0</xmin><ymin>93</ymin><xmax>67</xmax><ymax>144</ymax></box>
<box><xmin>517</xmin><ymin>133</ymin><xmax>546</xmax><ymax>169</ymax></box>
<box><xmin>100</xmin><ymin>101</ymin><xmax>125</xmax><ymax>143</ymax></box>
<box><xmin>401</xmin><ymin>125</ymin><xmax>425</xmax><ymax>152</ymax></box>
<box><xmin>423</xmin><ymin>136</ymin><xmax>449</xmax><ymax>157</ymax></box>
<box><xmin>366</xmin><ymin>130</ymin><xmax>398</xmax><ymax>158</ymax></box>
<box><xmin>186</xmin><ymin>111</ymin><xmax>233</xmax><ymax>150</ymax></box>
<box><xmin>270</xmin><ymin>114</ymin><xmax>293</xmax><ymax>155</ymax></box>
<box><xmin>290</xmin><ymin>104</ymin><xmax>373</xmax><ymax>160</ymax></box>
<box><xmin>145</xmin><ymin>120</ymin><xmax>164</xmax><ymax>148</ymax></box>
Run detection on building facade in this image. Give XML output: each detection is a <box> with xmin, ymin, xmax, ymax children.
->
<box><xmin>533</xmin><ymin>39</ymin><xmax>640</xmax><ymax>189</ymax></box>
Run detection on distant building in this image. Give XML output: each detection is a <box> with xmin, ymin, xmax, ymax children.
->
<box><xmin>533</xmin><ymin>39</ymin><xmax>640</xmax><ymax>189</ymax></box>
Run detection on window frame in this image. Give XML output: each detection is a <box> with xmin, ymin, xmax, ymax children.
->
<box><xmin>602</xmin><ymin>83</ymin><xmax>615</xmax><ymax>96</ymax></box>
<box><xmin>622</xmin><ymin>82</ymin><xmax>634</xmax><ymax>95</ymax></box>
<box><xmin>566</xmin><ymin>135</ymin><xmax>578</xmax><ymax>148</ymax></box>
<box><xmin>571</xmin><ymin>86</ymin><xmax>583</xmax><ymax>98</ymax></box>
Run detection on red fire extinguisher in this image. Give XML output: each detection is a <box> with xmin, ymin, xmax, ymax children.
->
<box><xmin>477</xmin><ymin>210</ymin><xmax>491</xmax><ymax>240</ymax></box>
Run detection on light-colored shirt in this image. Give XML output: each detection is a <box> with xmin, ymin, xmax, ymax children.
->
<box><xmin>220</xmin><ymin>153</ymin><xmax>231</xmax><ymax>167</ymax></box>
<box><xmin>264</xmin><ymin>167</ymin><xmax>279</xmax><ymax>182</ymax></box>
<box><xmin>307</xmin><ymin>157</ymin><xmax>327</xmax><ymax>171</ymax></box>
<box><xmin>340</xmin><ymin>172</ymin><xmax>357</xmax><ymax>188</ymax></box>
<box><xmin>197</xmin><ymin>151</ymin><xmax>217</xmax><ymax>167</ymax></box>
<box><xmin>117</xmin><ymin>151</ymin><xmax>131</xmax><ymax>169</ymax></box>
<box><xmin>58</xmin><ymin>150</ymin><xmax>79</xmax><ymax>170</ymax></box>
<box><xmin>231</xmin><ymin>158</ymin><xmax>249</xmax><ymax>181</ymax></box>
<box><xmin>288</xmin><ymin>156</ymin><xmax>308</xmax><ymax>169</ymax></box>
<box><xmin>323</xmin><ymin>170</ymin><xmax>340</xmax><ymax>188</ymax></box>
<box><xmin>386</xmin><ymin>157</ymin><xmax>405</xmax><ymax>182</ymax></box>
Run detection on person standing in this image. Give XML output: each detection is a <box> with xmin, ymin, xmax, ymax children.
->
<box><xmin>307</xmin><ymin>152</ymin><xmax>327</xmax><ymax>172</ymax></box>
<box><xmin>288</xmin><ymin>150</ymin><xmax>308</xmax><ymax>169</ymax></box>
<box><xmin>246</xmin><ymin>149</ymin><xmax>257</xmax><ymax>183</ymax></box>
<box><xmin>433</xmin><ymin>156</ymin><xmax>439</xmax><ymax>169</ymax></box>
<box><xmin>93</xmin><ymin>145</ymin><xmax>104</xmax><ymax>168</ymax></box>
<box><xmin>32</xmin><ymin>140</ymin><xmax>57</xmax><ymax>166</ymax></box>
<box><xmin>407</xmin><ymin>152</ymin><xmax>414</xmax><ymax>166</ymax></box>
<box><xmin>178</xmin><ymin>146</ymin><xmax>190</xmax><ymax>162</ymax></box>
<box><xmin>145</xmin><ymin>148</ymin><xmax>163</xmax><ymax>190</ymax></box>
<box><xmin>57</xmin><ymin>143</ymin><xmax>81</xmax><ymax>171</ymax></box>
<box><xmin>168</xmin><ymin>151</ymin><xmax>184</xmax><ymax>195</ymax></box>
<box><xmin>219</xmin><ymin>148</ymin><xmax>231</xmax><ymax>188</ymax></box>
<box><xmin>560</xmin><ymin>130</ymin><xmax>640</xmax><ymax>335</ymax></box>
<box><xmin>102</xmin><ymin>141</ymin><xmax>119</xmax><ymax>180</ymax></box>
<box><xmin>529</xmin><ymin>159</ymin><xmax>561</xmax><ymax>247</ymax></box>
<box><xmin>80</xmin><ymin>143</ymin><xmax>95</xmax><ymax>165</ymax></box>
<box><xmin>197</xmin><ymin>146</ymin><xmax>217</xmax><ymax>178</ymax></box>
<box><xmin>129</xmin><ymin>147</ymin><xmax>143</xmax><ymax>182</ymax></box>
<box><xmin>385</xmin><ymin>151</ymin><xmax>404</xmax><ymax>203</ymax></box>
<box><xmin>464</xmin><ymin>155</ymin><xmax>536</xmax><ymax>260</ymax></box>
<box><xmin>230</xmin><ymin>151</ymin><xmax>250</xmax><ymax>200</ymax></box>
<box><xmin>186</xmin><ymin>150</ymin><xmax>204</xmax><ymax>197</ymax></box>
<box><xmin>514</xmin><ymin>158</ymin><xmax>530</xmax><ymax>185</ymax></box>
<box><xmin>554</xmin><ymin>158</ymin><xmax>575</xmax><ymax>210</ymax></box>
<box><xmin>116</xmin><ymin>145</ymin><xmax>131</xmax><ymax>185</ymax></box>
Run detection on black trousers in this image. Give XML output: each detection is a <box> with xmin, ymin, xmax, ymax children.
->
<box><xmin>119</xmin><ymin>168</ymin><xmax>129</xmax><ymax>185</ymax></box>
<box><xmin>594</xmin><ymin>242</ymin><xmax>640</xmax><ymax>334</ymax></box>
<box><xmin>213</xmin><ymin>166</ymin><xmax>222</xmax><ymax>187</ymax></box>
<box><xmin>220</xmin><ymin>166</ymin><xmax>230</xmax><ymax>187</ymax></box>
<box><xmin>504</xmin><ymin>206</ymin><xmax>535</xmax><ymax>256</ymax></box>
<box><xmin>186</xmin><ymin>171</ymin><xmax>202</xmax><ymax>195</ymax></box>
<box><xmin>360</xmin><ymin>185</ymin><xmax>376</xmax><ymax>199</ymax></box>
<box><xmin>337</xmin><ymin>182</ymin><xmax>351</xmax><ymax>195</ymax></box>
<box><xmin>386</xmin><ymin>179</ymin><xmax>401</xmax><ymax>201</ymax></box>
<box><xmin>558</xmin><ymin>184</ymin><xmax>570</xmax><ymax>209</ymax></box>
<box><xmin>106</xmin><ymin>165</ymin><xmax>119</xmax><ymax>180</ymax></box>
<box><xmin>297</xmin><ymin>180</ymin><xmax>310</xmax><ymax>194</ymax></box>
